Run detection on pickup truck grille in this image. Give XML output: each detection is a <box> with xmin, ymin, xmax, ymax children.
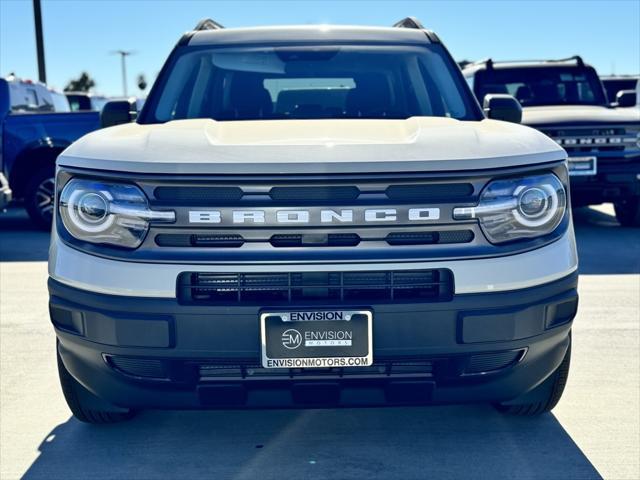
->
<box><xmin>177</xmin><ymin>269</ymin><xmax>453</xmax><ymax>305</ymax></box>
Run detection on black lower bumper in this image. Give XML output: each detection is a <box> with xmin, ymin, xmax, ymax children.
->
<box><xmin>49</xmin><ymin>272</ymin><xmax>578</xmax><ymax>409</ymax></box>
<box><xmin>570</xmin><ymin>159</ymin><xmax>640</xmax><ymax>206</ymax></box>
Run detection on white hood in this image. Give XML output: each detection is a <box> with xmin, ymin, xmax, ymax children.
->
<box><xmin>523</xmin><ymin>105</ymin><xmax>640</xmax><ymax>126</ymax></box>
<box><xmin>59</xmin><ymin>117</ymin><xmax>564</xmax><ymax>174</ymax></box>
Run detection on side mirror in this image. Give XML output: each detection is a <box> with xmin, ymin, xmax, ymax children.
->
<box><xmin>615</xmin><ymin>90</ymin><xmax>637</xmax><ymax>108</ymax></box>
<box><xmin>483</xmin><ymin>94</ymin><xmax>522</xmax><ymax>123</ymax></box>
<box><xmin>100</xmin><ymin>99</ymin><xmax>137</xmax><ymax>128</ymax></box>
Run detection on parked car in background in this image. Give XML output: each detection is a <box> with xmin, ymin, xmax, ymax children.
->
<box><xmin>0</xmin><ymin>76</ymin><xmax>100</xmax><ymax>227</ymax></box>
<box><xmin>65</xmin><ymin>91</ymin><xmax>109</xmax><ymax>112</ymax></box>
<box><xmin>463</xmin><ymin>57</ymin><xmax>640</xmax><ymax>226</ymax></box>
<box><xmin>0</xmin><ymin>167</ymin><xmax>10</xmax><ymax>211</ymax></box>
<box><xmin>601</xmin><ymin>75</ymin><xmax>639</xmax><ymax>106</ymax></box>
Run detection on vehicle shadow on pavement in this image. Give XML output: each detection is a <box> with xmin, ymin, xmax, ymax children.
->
<box><xmin>22</xmin><ymin>405</ymin><xmax>601</xmax><ymax>480</ymax></box>
<box><xmin>572</xmin><ymin>206</ymin><xmax>640</xmax><ymax>274</ymax></box>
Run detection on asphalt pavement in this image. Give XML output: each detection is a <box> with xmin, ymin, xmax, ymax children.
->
<box><xmin>1</xmin><ymin>204</ymin><xmax>638</xmax><ymax>480</ymax></box>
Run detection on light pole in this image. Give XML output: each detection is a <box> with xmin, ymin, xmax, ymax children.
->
<box><xmin>32</xmin><ymin>0</ymin><xmax>47</xmax><ymax>83</ymax></box>
<box><xmin>111</xmin><ymin>50</ymin><xmax>135</xmax><ymax>97</ymax></box>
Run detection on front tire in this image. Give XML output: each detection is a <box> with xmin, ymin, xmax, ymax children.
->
<box><xmin>494</xmin><ymin>337</ymin><xmax>571</xmax><ymax>416</ymax></box>
<box><xmin>24</xmin><ymin>166</ymin><xmax>56</xmax><ymax>230</ymax></box>
<box><xmin>57</xmin><ymin>346</ymin><xmax>136</xmax><ymax>424</ymax></box>
<box><xmin>614</xmin><ymin>197</ymin><xmax>640</xmax><ymax>227</ymax></box>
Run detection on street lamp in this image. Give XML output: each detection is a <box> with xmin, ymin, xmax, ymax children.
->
<box><xmin>32</xmin><ymin>0</ymin><xmax>47</xmax><ymax>83</ymax></box>
<box><xmin>111</xmin><ymin>50</ymin><xmax>135</xmax><ymax>97</ymax></box>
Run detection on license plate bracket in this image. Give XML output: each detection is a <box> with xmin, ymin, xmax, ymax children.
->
<box><xmin>568</xmin><ymin>156</ymin><xmax>597</xmax><ymax>176</ymax></box>
<box><xmin>260</xmin><ymin>310</ymin><xmax>373</xmax><ymax>369</ymax></box>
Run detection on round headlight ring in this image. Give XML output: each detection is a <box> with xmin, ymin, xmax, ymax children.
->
<box><xmin>65</xmin><ymin>186</ymin><xmax>115</xmax><ymax>234</ymax></box>
<box><xmin>517</xmin><ymin>187</ymin><xmax>549</xmax><ymax>219</ymax></box>
<box><xmin>512</xmin><ymin>183</ymin><xmax>559</xmax><ymax>228</ymax></box>
<box><xmin>77</xmin><ymin>192</ymin><xmax>109</xmax><ymax>224</ymax></box>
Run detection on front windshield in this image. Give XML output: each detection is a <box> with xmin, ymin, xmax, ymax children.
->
<box><xmin>142</xmin><ymin>43</ymin><xmax>479</xmax><ymax>123</ymax></box>
<box><xmin>475</xmin><ymin>66</ymin><xmax>607</xmax><ymax>107</ymax></box>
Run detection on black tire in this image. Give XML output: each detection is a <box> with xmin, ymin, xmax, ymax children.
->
<box><xmin>57</xmin><ymin>347</ymin><xmax>136</xmax><ymax>424</ymax></box>
<box><xmin>614</xmin><ymin>197</ymin><xmax>640</xmax><ymax>227</ymax></box>
<box><xmin>494</xmin><ymin>338</ymin><xmax>571</xmax><ymax>416</ymax></box>
<box><xmin>24</xmin><ymin>166</ymin><xmax>56</xmax><ymax>230</ymax></box>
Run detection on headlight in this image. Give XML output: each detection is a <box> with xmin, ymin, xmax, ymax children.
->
<box><xmin>59</xmin><ymin>178</ymin><xmax>175</xmax><ymax>248</ymax></box>
<box><xmin>453</xmin><ymin>173</ymin><xmax>566</xmax><ymax>244</ymax></box>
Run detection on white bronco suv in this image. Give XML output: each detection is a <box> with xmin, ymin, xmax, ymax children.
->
<box><xmin>49</xmin><ymin>18</ymin><xmax>578</xmax><ymax>423</ymax></box>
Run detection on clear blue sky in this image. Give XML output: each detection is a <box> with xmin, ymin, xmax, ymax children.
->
<box><xmin>1</xmin><ymin>0</ymin><xmax>639</xmax><ymax>96</ymax></box>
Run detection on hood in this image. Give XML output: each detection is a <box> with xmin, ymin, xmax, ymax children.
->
<box><xmin>523</xmin><ymin>105</ymin><xmax>640</xmax><ymax>126</ymax></box>
<box><xmin>59</xmin><ymin>117</ymin><xmax>564</xmax><ymax>174</ymax></box>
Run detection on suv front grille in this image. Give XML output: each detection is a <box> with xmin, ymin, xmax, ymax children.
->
<box><xmin>177</xmin><ymin>269</ymin><xmax>453</xmax><ymax>305</ymax></box>
<box><xmin>543</xmin><ymin>126</ymin><xmax>639</xmax><ymax>157</ymax></box>
<box><xmin>153</xmin><ymin>182</ymin><xmax>474</xmax><ymax>206</ymax></box>
<box><xmin>57</xmin><ymin>164</ymin><xmax>570</xmax><ymax>262</ymax></box>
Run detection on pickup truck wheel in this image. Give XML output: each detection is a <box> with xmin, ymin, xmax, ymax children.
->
<box><xmin>494</xmin><ymin>337</ymin><xmax>571</xmax><ymax>416</ymax></box>
<box><xmin>25</xmin><ymin>167</ymin><xmax>56</xmax><ymax>230</ymax></box>
<box><xmin>614</xmin><ymin>197</ymin><xmax>640</xmax><ymax>227</ymax></box>
<box><xmin>57</xmin><ymin>347</ymin><xmax>136</xmax><ymax>424</ymax></box>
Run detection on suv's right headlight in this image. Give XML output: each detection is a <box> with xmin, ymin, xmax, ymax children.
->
<box><xmin>59</xmin><ymin>178</ymin><xmax>175</xmax><ymax>248</ymax></box>
<box><xmin>453</xmin><ymin>173</ymin><xmax>567</xmax><ymax>244</ymax></box>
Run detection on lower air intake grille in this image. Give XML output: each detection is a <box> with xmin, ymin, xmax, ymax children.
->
<box><xmin>465</xmin><ymin>350</ymin><xmax>524</xmax><ymax>374</ymax></box>
<box><xmin>198</xmin><ymin>359</ymin><xmax>434</xmax><ymax>379</ymax></box>
<box><xmin>177</xmin><ymin>269</ymin><xmax>454</xmax><ymax>305</ymax></box>
<box><xmin>107</xmin><ymin>356</ymin><xmax>167</xmax><ymax>379</ymax></box>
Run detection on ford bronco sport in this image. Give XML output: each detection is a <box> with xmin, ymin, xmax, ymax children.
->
<box><xmin>49</xmin><ymin>18</ymin><xmax>578</xmax><ymax>423</ymax></box>
<box><xmin>463</xmin><ymin>57</ymin><xmax>640</xmax><ymax>226</ymax></box>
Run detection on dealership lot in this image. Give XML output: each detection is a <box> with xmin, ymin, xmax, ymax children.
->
<box><xmin>1</xmin><ymin>205</ymin><xmax>638</xmax><ymax>480</ymax></box>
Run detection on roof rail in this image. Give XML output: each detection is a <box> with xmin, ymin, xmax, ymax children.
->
<box><xmin>464</xmin><ymin>58</ymin><xmax>493</xmax><ymax>69</ymax></box>
<box><xmin>392</xmin><ymin>17</ymin><xmax>440</xmax><ymax>43</ymax></box>
<box><xmin>548</xmin><ymin>55</ymin><xmax>584</xmax><ymax>67</ymax></box>
<box><xmin>392</xmin><ymin>17</ymin><xmax>425</xmax><ymax>29</ymax></box>
<box><xmin>468</xmin><ymin>56</ymin><xmax>585</xmax><ymax>69</ymax></box>
<box><xmin>193</xmin><ymin>18</ymin><xmax>224</xmax><ymax>31</ymax></box>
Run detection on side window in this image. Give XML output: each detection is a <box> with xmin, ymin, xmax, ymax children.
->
<box><xmin>51</xmin><ymin>92</ymin><xmax>71</xmax><ymax>112</ymax></box>
<box><xmin>36</xmin><ymin>88</ymin><xmax>54</xmax><ymax>112</ymax></box>
<box><xmin>9</xmin><ymin>86</ymin><xmax>39</xmax><ymax>112</ymax></box>
<box><xmin>25</xmin><ymin>88</ymin><xmax>38</xmax><ymax>106</ymax></box>
<box><xmin>67</xmin><ymin>97</ymin><xmax>81</xmax><ymax>111</ymax></box>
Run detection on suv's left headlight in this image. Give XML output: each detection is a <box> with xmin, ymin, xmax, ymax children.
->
<box><xmin>59</xmin><ymin>178</ymin><xmax>175</xmax><ymax>248</ymax></box>
<box><xmin>453</xmin><ymin>172</ymin><xmax>567</xmax><ymax>244</ymax></box>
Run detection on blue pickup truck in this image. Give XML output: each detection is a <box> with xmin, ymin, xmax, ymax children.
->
<box><xmin>0</xmin><ymin>76</ymin><xmax>100</xmax><ymax>227</ymax></box>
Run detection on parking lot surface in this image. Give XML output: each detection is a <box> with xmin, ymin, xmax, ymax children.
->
<box><xmin>1</xmin><ymin>204</ymin><xmax>638</xmax><ymax>480</ymax></box>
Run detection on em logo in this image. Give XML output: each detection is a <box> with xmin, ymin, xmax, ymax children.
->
<box><xmin>281</xmin><ymin>329</ymin><xmax>302</xmax><ymax>350</ymax></box>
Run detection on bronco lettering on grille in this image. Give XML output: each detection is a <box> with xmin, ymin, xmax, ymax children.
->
<box><xmin>188</xmin><ymin>208</ymin><xmax>440</xmax><ymax>224</ymax></box>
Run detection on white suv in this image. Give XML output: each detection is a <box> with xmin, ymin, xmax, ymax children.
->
<box><xmin>49</xmin><ymin>18</ymin><xmax>578</xmax><ymax>423</ymax></box>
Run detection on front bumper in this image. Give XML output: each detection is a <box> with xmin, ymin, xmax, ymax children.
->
<box><xmin>570</xmin><ymin>158</ymin><xmax>640</xmax><ymax>205</ymax></box>
<box><xmin>48</xmin><ymin>227</ymin><xmax>578</xmax><ymax>297</ymax></box>
<box><xmin>0</xmin><ymin>173</ymin><xmax>12</xmax><ymax>210</ymax></box>
<box><xmin>50</xmin><ymin>272</ymin><xmax>578</xmax><ymax>409</ymax></box>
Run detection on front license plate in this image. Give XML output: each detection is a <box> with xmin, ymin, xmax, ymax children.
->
<box><xmin>260</xmin><ymin>310</ymin><xmax>373</xmax><ymax>369</ymax></box>
<box><xmin>568</xmin><ymin>156</ymin><xmax>597</xmax><ymax>176</ymax></box>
